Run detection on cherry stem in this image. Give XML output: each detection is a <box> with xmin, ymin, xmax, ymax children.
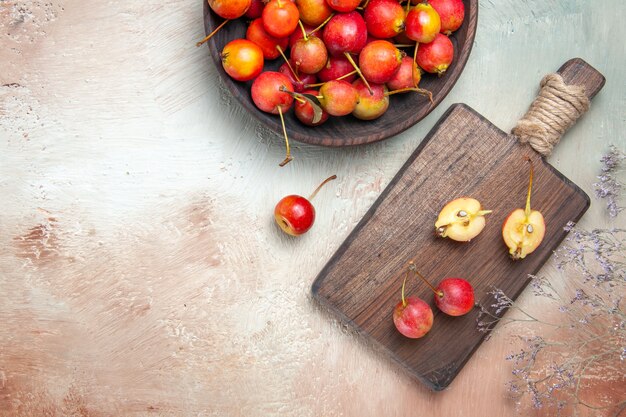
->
<box><xmin>343</xmin><ymin>52</ymin><xmax>373</xmax><ymax>95</ymax></box>
<box><xmin>336</xmin><ymin>69</ymin><xmax>358</xmax><ymax>80</ymax></box>
<box><xmin>279</xmin><ymin>86</ymin><xmax>308</xmax><ymax>104</ymax></box>
<box><xmin>394</xmin><ymin>44</ymin><xmax>415</xmax><ymax>48</ymax></box>
<box><xmin>401</xmin><ymin>269</ymin><xmax>409</xmax><ymax>308</ymax></box>
<box><xmin>298</xmin><ymin>20</ymin><xmax>308</xmax><ymax>41</ymax></box>
<box><xmin>413</xmin><ymin>43</ymin><xmax>419</xmax><ymax>88</ymax></box>
<box><xmin>276</xmin><ymin>45</ymin><xmax>302</xmax><ymax>83</ymax></box>
<box><xmin>385</xmin><ymin>87</ymin><xmax>433</xmax><ymax>104</ymax></box>
<box><xmin>308</xmin><ymin>174</ymin><xmax>337</xmax><ymax>201</ymax></box>
<box><xmin>309</xmin><ymin>13</ymin><xmax>334</xmax><ymax>36</ymax></box>
<box><xmin>277</xmin><ymin>106</ymin><xmax>293</xmax><ymax>167</ymax></box>
<box><xmin>304</xmin><ymin>70</ymin><xmax>358</xmax><ymax>88</ymax></box>
<box><xmin>405</xmin><ymin>0</ymin><xmax>411</xmax><ymax>14</ymax></box>
<box><xmin>409</xmin><ymin>262</ymin><xmax>443</xmax><ymax>298</ymax></box>
<box><xmin>196</xmin><ymin>19</ymin><xmax>229</xmax><ymax>47</ymax></box>
<box><xmin>524</xmin><ymin>157</ymin><xmax>534</xmax><ymax>219</ymax></box>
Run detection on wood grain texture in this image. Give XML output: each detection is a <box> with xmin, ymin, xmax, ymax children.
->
<box><xmin>202</xmin><ymin>0</ymin><xmax>478</xmax><ymax>147</ymax></box>
<box><xmin>312</xmin><ymin>59</ymin><xmax>603</xmax><ymax>390</ymax></box>
<box><xmin>1</xmin><ymin>0</ymin><xmax>624</xmax><ymax>416</ymax></box>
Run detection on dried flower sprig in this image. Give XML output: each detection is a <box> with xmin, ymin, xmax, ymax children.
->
<box><xmin>593</xmin><ymin>145</ymin><xmax>625</xmax><ymax>218</ymax></box>
<box><xmin>477</xmin><ymin>224</ymin><xmax>626</xmax><ymax>416</ymax></box>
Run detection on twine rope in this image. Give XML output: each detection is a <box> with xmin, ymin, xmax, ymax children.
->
<box><xmin>512</xmin><ymin>73</ymin><xmax>590</xmax><ymax>156</ymax></box>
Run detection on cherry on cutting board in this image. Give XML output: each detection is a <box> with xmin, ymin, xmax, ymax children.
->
<box><xmin>274</xmin><ymin>175</ymin><xmax>337</xmax><ymax>236</ymax></box>
<box><xmin>410</xmin><ymin>263</ymin><xmax>475</xmax><ymax>316</ymax></box>
<box><xmin>393</xmin><ymin>268</ymin><xmax>434</xmax><ymax>339</ymax></box>
<box><xmin>435</xmin><ymin>197</ymin><xmax>492</xmax><ymax>242</ymax></box>
<box><xmin>502</xmin><ymin>157</ymin><xmax>546</xmax><ymax>260</ymax></box>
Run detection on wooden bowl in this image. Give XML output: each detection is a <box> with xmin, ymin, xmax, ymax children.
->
<box><xmin>202</xmin><ymin>1</ymin><xmax>478</xmax><ymax>147</ymax></box>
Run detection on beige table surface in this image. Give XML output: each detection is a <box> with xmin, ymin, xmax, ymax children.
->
<box><xmin>1</xmin><ymin>0</ymin><xmax>624</xmax><ymax>416</ymax></box>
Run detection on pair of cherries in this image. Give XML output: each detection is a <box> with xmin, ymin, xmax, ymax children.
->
<box><xmin>393</xmin><ymin>262</ymin><xmax>474</xmax><ymax>339</ymax></box>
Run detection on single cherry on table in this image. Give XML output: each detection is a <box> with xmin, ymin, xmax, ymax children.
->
<box><xmin>274</xmin><ymin>174</ymin><xmax>337</xmax><ymax>236</ymax></box>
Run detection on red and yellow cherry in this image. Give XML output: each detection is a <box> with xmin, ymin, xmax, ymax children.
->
<box><xmin>251</xmin><ymin>71</ymin><xmax>294</xmax><ymax>113</ymax></box>
<box><xmin>386</xmin><ymin>56</ymin><xmax>421</xmax><ymax>90</ymax></box>
<box><xmin>209</xmin><ymin>0</ymin><xmax>251</xmax><ymax>19</ymax></box>
<box><xmin>323</xmin><ymin>11</ymin><xmax>368</xmax><ymax>56</ymax></box>
<box><xmin>393</xmin><ymin>269</ymin><xmax>433</xmax><ymax>339</ymax></box>
<box><xmin>358</xmin><ymin>40</ymin><xmax>403</xmax><ymax>84</ymax></box>
<box><xmin>435</xmin><ymin>197</ymin><xmax>492</xmax><ymax>242</ymax></box>
<box><xmin>317</xmin><ymin>55</ymin><xmax>357</xmax><ymax>83</ymax></box>
<box><xmin>409</xmin><ymin>263</ymin><xmax>475</xmax><ymax>316</ymax></box>
<box><xmin>274</xmin><ymin>175</ymin><xmax>337</xmax><ymax>236</ymax></box>
<box><xmin>325</xmin><ymin>0</ymin><xmax>360</xmax><ymax>13</ymax></box>
<box><xmin>352</xmin><ymin>80</ymin><xmax>389</xmax><ymax>120</ymax></box>
<box><xmin>434</xmin><ymin>278</ymin><xmax>474</xmax><ymax>316</ymax></box>
<box><xmin>417</xmin><ymin>32</ymin><xmax>454</xmax><ymax>75</ymax></box>
<box><xmin>197</xmin><ymin>0</ymin><xmax>253</xmax><ymax>46</ymax></box>
<box><xmin>246</xmin><ymin>18</ymin><xmax>289</xmax><ymax>60</ymax></box>
<box><xmin>364</xmin><ymin>0</ymin><xmax>406</xmax><ymax>39</ymax></box>
<box><xmin>429</xmin><ymin>0</ymin><xmax>465</xmax><ymax>35</ymax></box>
<box><xmin>405</xmin><ymin>3</ymin><xmax>441</xmax><ymax>43</ymax></box>
<box><xmin>262</xmin><ymin>0</ymin><xmax>300</xmax><ymax>38</ymax></box>
<box><xmin>251</xmin><ymin>71</ymin><xmax>295</xmax><ymax>165</ymax></box>
<box><xmin>245</xmin><ymin>0</ymin><xmax>265</xmax><ymax>19</ymax></box>
<box><xmin>295</xmin><ymin>89</ymin><xmax>329</xmax><ymax>126</ymax></box>
<box><xmin>410</xmin><ymin>270</ymin><xmax>473</xmax><ymax>319</ymax></box>
<box><xmin>317</xmin><ymin>79</ymin><xmax>359</xmax><ymax>116</ymax></box>
<box><xmin>290</xmin><ymin>30</ymin><xmax>329</xmax><ymax>74</ymax></box>
<box><xmin>502</xmin><ymin>158</ymin><xmax>546</xmax><ymax>260</ymax></box>
<box><xmin>296</xmin><ymin>0</ymin><xmax>333</xmax><ymax>26</ymax></box>
<box><xmin>278</xmin><ymin>61</ymin><xmax>317</xmax><ymax>92</ymax></box>
<box><xmin>221</xmin><ymin>39</ymin><xmax>264</xmax><ymax>82</ymax></box>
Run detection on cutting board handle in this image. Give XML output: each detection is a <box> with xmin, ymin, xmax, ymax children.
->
<box><xmin>512</xmin><ymin>58</ymin><xmax>606</xmax><ymax>156</ymax></box>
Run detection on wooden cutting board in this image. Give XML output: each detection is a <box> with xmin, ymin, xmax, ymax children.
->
<box><xmin>311</xmin><ymin>58</ymin><xmax>605</xmax><ymax>391</ymax></box>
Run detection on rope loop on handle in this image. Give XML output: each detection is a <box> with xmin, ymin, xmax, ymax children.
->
<box><xmin>512</xmin><ymin>73</ymin><xmax>590</xmax><ymax>156</ymax></box>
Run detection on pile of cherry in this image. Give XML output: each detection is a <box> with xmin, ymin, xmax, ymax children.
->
<box><xmin>200</xmin><ymin>0</ymin><xmax>465</xmax><ymax>166</ymax></box>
